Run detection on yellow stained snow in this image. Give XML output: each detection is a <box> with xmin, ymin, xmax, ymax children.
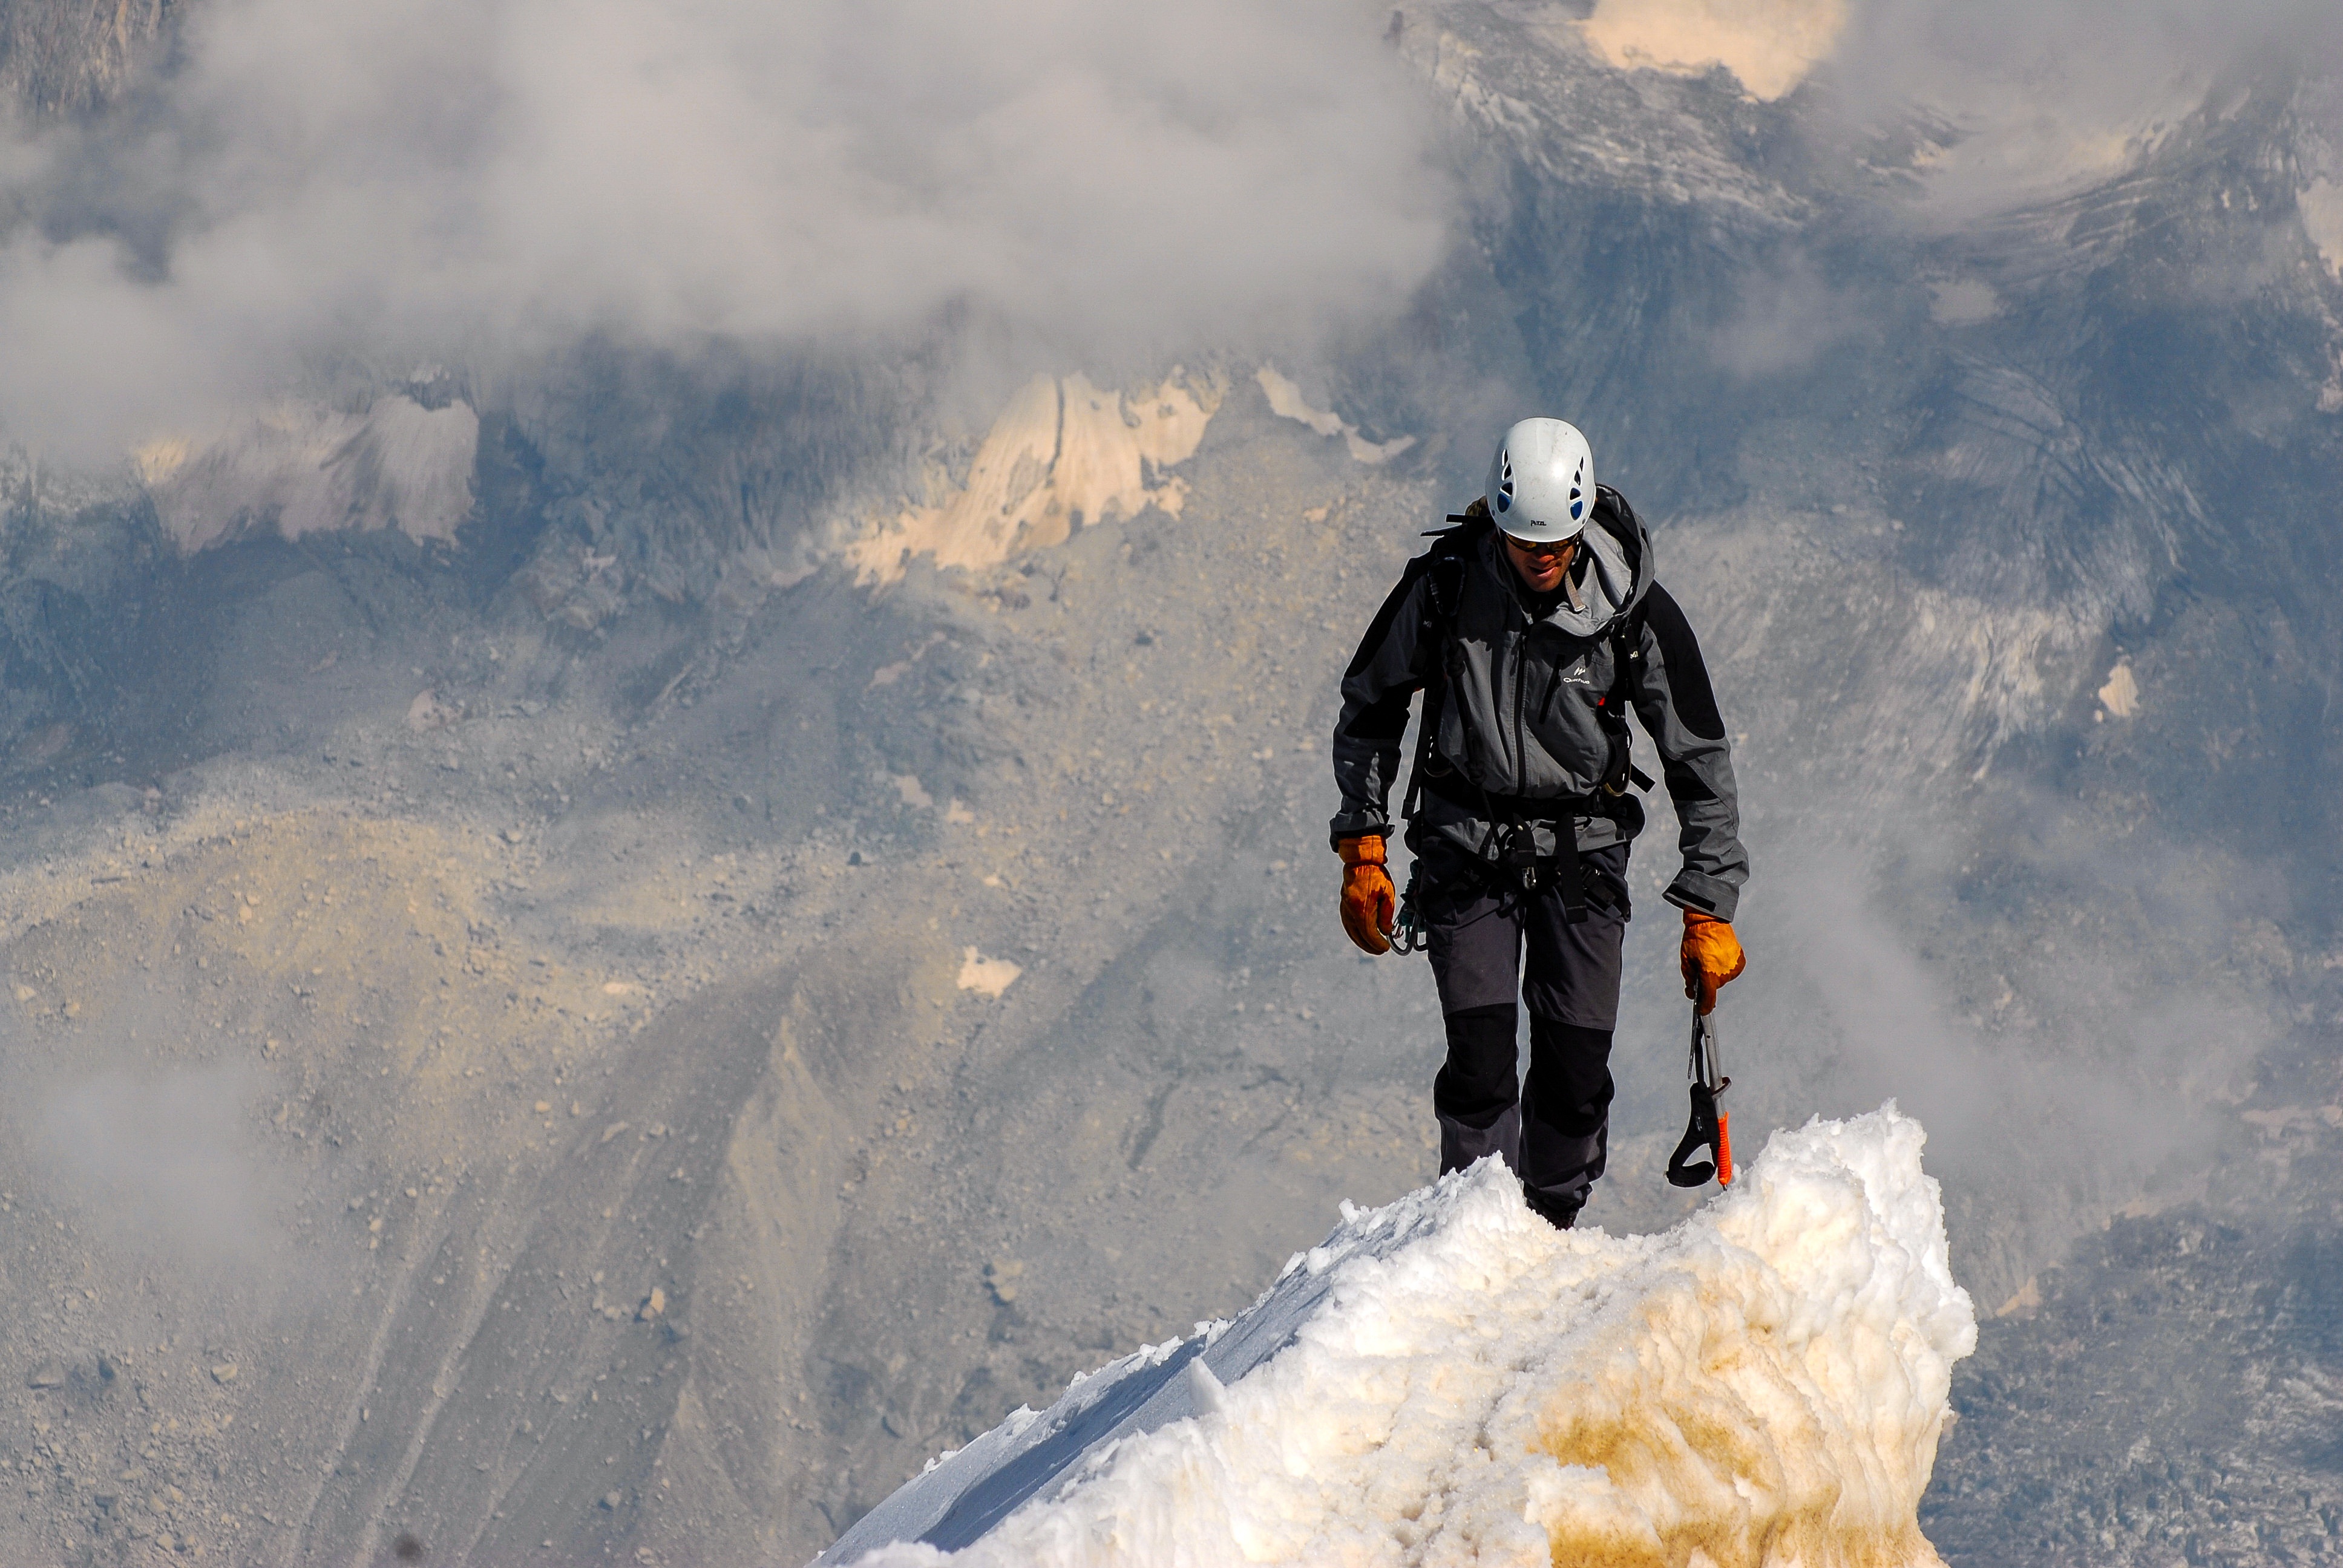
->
<box><xmin>1578</xmin><ymin>0</ymin><xmax>1846</xmax><ymax>102</ymax></box>
<box><xmin>1528</xmin><ymin>1302</ymin><xmax>1939</xmax><ymax>1568</ymax></box>
<box><xmin>847</xmin><ymin>372</ymin><xmax>1223</xmax><ymax>583</ymax></box>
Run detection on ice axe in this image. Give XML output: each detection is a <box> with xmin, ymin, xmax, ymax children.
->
<box><xmin>1665</xmin><ymin>1005</ymin><xmax>1733</xmax><ymax>1189</ymax></box>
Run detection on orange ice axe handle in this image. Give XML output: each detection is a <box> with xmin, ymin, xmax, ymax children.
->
<box><xmin>1665</xmin><ymin>1008</ymin><xmax>1733</xmax><ymax>1189</ymax></box>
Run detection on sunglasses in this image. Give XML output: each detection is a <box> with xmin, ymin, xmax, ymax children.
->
<box><xmin>1502</xmin><ymin>534</ymin><xmax>1576</xmax><ymax>559</ymax></box>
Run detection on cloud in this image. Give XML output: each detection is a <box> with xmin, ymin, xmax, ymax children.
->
<box><xmin>1708</xmin><ymin>255</ymin><xmax>1866</xmax><ymax>376</ymax></box>
<box><xmin>0</xmin><ymin>0</ymin><xmax>1452</xmax><ymax>459</ymax></box>
<box><xmin>1823</xmin><ymin>0</ymin><xmax>2343</xmax><ymax>215</ymax></box>
<box><xmin>36</xmin><ymin>1063</ymin><xmax>285</xmax><ymax>1264</ymax></box>
<box><xmin>1565</xmin><ymin>0</ymin><xmax>2342</xmax><ymax>222</ymax></box>
<box><xmin>7</xmin><ymin>0</ymin><xmax>2334</xmax><ymax>467</ymax></box>
<box><xmin>1685</xmin><ymin>822</ymin><xmax>2273</xmax><ymax>1307</ymax></box>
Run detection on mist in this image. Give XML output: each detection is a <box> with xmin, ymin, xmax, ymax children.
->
<box><xmin>37</xmin><ymin>1064</ymin><xmax>284</xmax><ymax>1262</ymax></box>
<box><xmin>5</xmin><ymin>0</ymin><xmax>2338</xmax><ymax>466</ymax></box>
<box><xmin>0</xmin><ymin>0</ymin><xmax>1450</xmax><ymax>457</ymax></box>
<box><xmin>1856</xmin><ymin>1</ymin><xmax>2343</xmax><ymax>241</ymax></box>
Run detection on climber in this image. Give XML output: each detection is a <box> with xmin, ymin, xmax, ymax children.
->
<box><xmin>1328</xmin><ymin>418</ymin><xmax>1749</xmax><ymax>1229</ymax></box>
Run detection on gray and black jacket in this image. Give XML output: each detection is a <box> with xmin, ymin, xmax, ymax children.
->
<box><xmin>1329</xmin><ymin>489</ymin><xmax>1749</xmax><ymax>921</ymax></box>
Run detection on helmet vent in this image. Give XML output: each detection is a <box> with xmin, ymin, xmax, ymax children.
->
<box><xmin>1496</xmin><ymin>452</ymin><xmax>1514</xmax><ymax>512</ymax></box>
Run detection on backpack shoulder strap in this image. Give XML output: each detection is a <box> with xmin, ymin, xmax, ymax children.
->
<box><xmin>1399</xmin><ymin>500</ymin><xmax>1492</xmax><ymax>821</ymax></box>
<box><xmin>1595</xmin><ymin>596</ymin><xmax>1656</xmax><ymax>797</ymax></box>
<box><xmin>1420</xmin><ymin>497</ymin><xmax>1492</xmax><ymax>633</ymax></box>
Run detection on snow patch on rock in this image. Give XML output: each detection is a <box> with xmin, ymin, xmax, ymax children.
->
<box><xmin>847</xmin><ymin>372</ymin><xmax>1221</xmax><ymax>583</ymax></box>
<box><xmin>1254</xmin><ymin>366</ymin><xmax>1414</xmax><ymax>465</ymax></box>
<box><xmin>2301</xmin><ymin>177</ymin><xmax>2343</xmax><ymax>281</ymax></box>
<box><xmin>136</xmin><ymin>395</ymin><xmax>478</xmax><ymax>550</ymax></box>
<box><xmin>821</xmin><ymin>1105</ymin><xmax>1975</xmax><ymax>1567</ymax></box>
<box><xmin>1577</xmin><ymin>0</ymin><xmax>1846</xmax><ymax>102</ymax></box>
<box><xmin>2097</xmin><ymin>660</ymin><xmax>2140</xmax><ymax>720</ymax></box>
<box><xmin>956</xmin><ymin>949</ymin><xmax>1021</xmax><ymax>999</ymax></box>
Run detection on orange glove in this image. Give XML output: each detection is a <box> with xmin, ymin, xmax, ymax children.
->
<box><xmin>1337</xmin><ymin>835</ymin><xmax>1395</xmax><ymax>956</ymax></box>
<box><xmin>1680</xmin><ymin>909</ymin><xmax>1745</xmax><ymax>1014</ymax></box>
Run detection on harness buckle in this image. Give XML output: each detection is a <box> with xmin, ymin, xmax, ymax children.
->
<box><xmin>1495</xmin><ymin>823</ymin><xmax>1542</xmax><ymax>890</ymax></box>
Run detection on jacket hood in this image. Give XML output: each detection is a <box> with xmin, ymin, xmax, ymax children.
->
<box><xmin>1484</xmin><ymin>485</ymin><xmax>1651</xmax><ymax>639</ymax></box>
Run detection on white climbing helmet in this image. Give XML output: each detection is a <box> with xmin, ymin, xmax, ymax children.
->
<box><xmin>1486</xmin><ymin>418</ymin><xmax>1594</xmax><ymax>543</ymax></box>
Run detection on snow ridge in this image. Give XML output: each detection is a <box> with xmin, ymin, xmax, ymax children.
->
<box><xmin>821</xmin><ymin>1105</ymin><xmax>1976</xmax><ymax>1567</ymax></box>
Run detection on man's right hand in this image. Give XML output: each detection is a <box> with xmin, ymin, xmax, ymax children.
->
<box><xmin>1337</xmin><ymin>835</ymin><xmax>1395</xmax><ymax>955</ymax></box>
<box><xmin>1680</xmin><ymin>909</ymin><xmax>1746</xmax><ymax>1014</ymax></box>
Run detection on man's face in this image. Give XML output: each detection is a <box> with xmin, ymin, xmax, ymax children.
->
<box><xmin>1503</xmin><ymin>531</ymin><xmax>1576</xmax><ymax>594</ymax></box>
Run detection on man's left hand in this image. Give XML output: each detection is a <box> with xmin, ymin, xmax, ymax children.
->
<box><xmin>1680</xmin><ymin>909</ymin><xmax>1745</xmax><ymax>1014</ymax></box>
<box><xmin>1337</xmin><ymin>835</ymin><xmax>1395</xmax><ymax>955</ymax></box>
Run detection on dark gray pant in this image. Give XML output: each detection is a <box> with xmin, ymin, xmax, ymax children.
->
<box><xmin>1420</xmin><ymin>840</ymin><xmax>1630</xmax><ymax>1224</ymax></box>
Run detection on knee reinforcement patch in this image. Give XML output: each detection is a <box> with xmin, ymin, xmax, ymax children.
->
<box><xmin>1525</xmin><ymin>1016</ymin><xmax>1614</xmax><ymax>1138</ymax></box>
<box><xmin>1434</xmin><ymin>1003</ymin><xmax>1519</xmax><ymax>1126</ymax></box>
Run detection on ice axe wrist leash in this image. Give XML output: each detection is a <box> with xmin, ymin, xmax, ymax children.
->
<box><xmin>1665</xmin><ymin>1005</ymin><xmax>1733</xmax><ymax>1189</ymax></box>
